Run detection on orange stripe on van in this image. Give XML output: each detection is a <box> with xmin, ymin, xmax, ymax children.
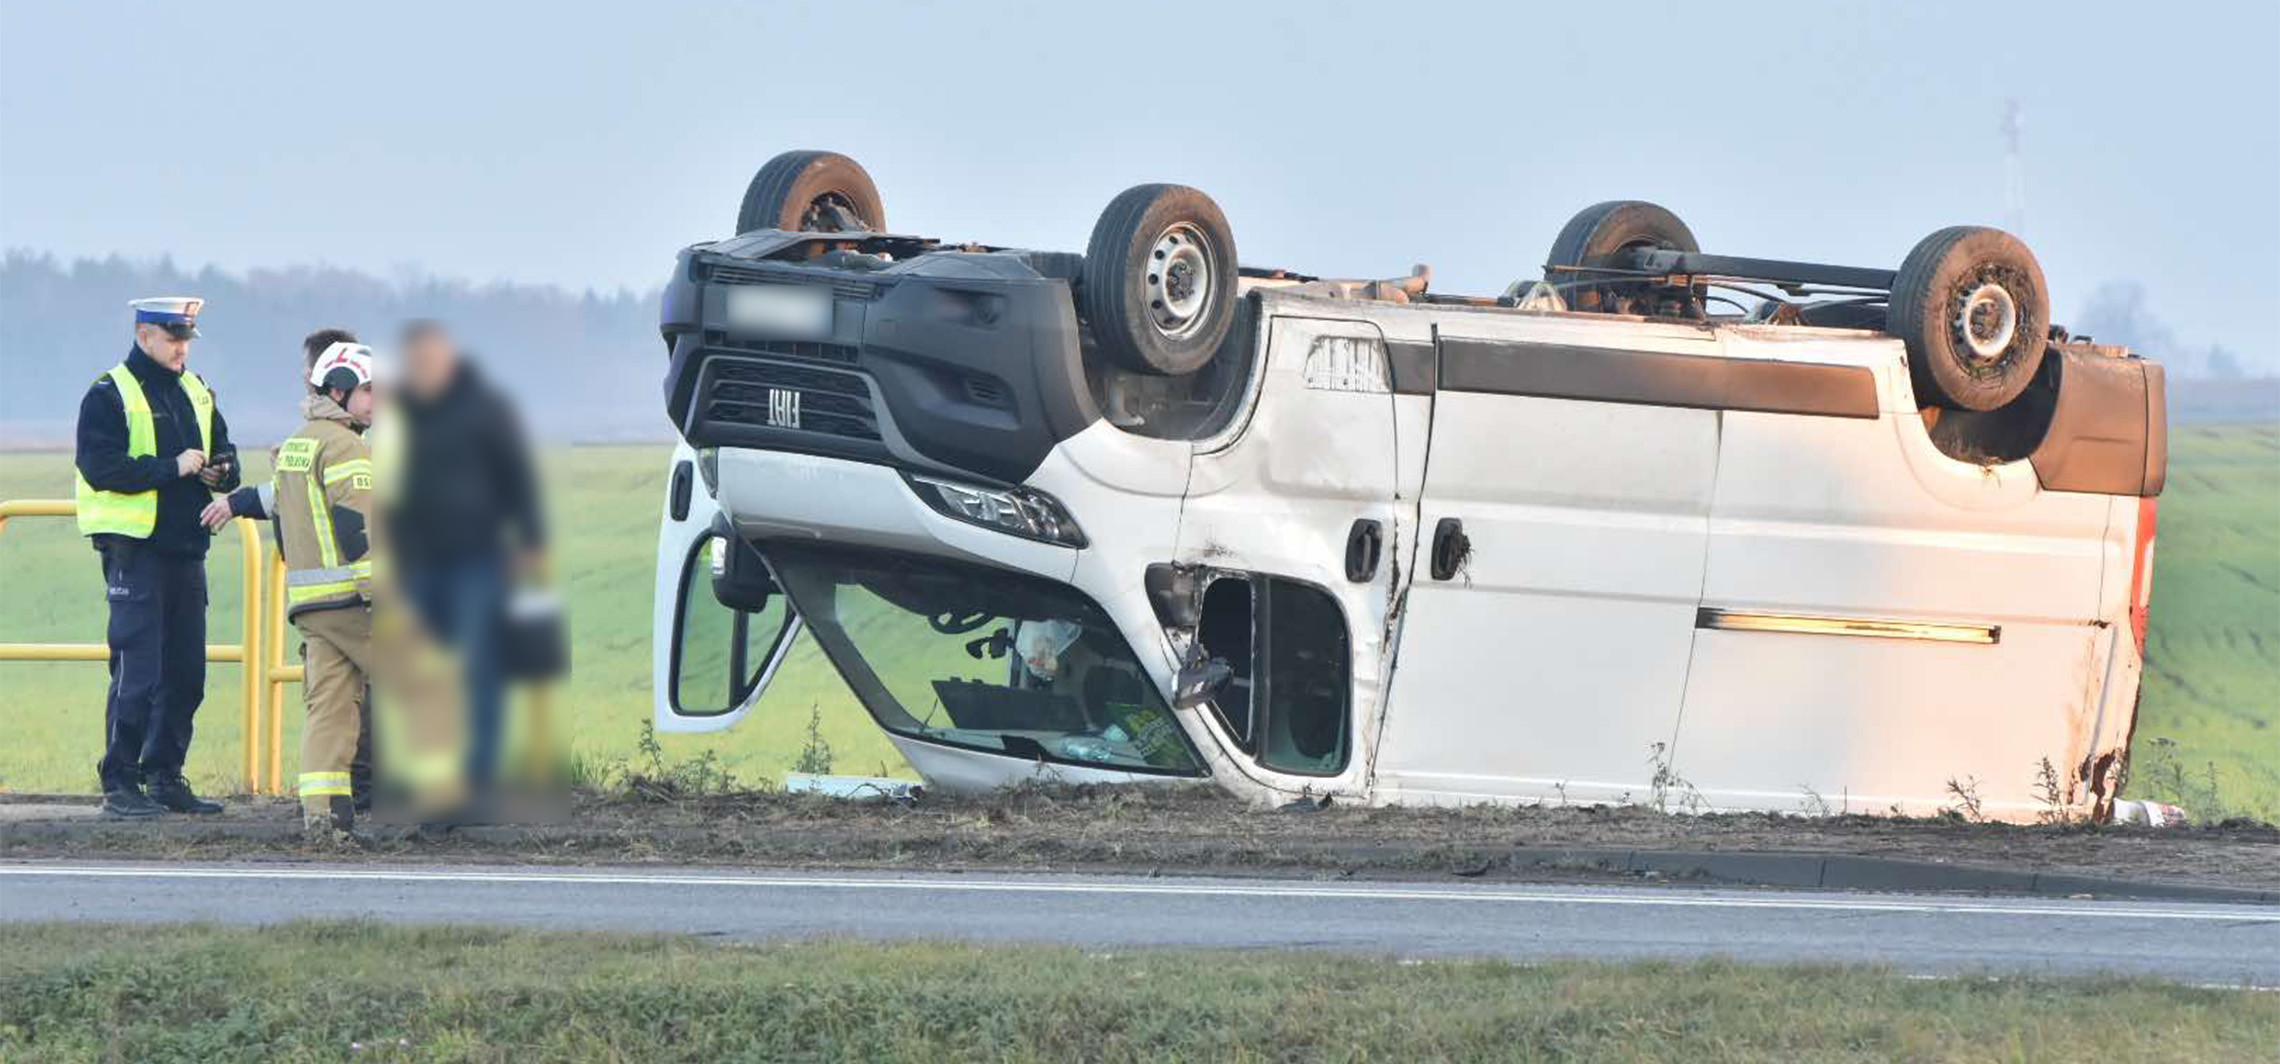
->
<box><xmin>2127</xmin><ymin>496</ymin><xmax>2158</xmax><ymax>656</ymax></box>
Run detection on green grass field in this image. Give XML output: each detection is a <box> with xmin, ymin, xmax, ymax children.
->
<box><xmin>0</xmin><ymin>445</ymin><xmax>909</xmax><ymax>796</ymax></box>
<box><xmin>2134</xmin><ymin>423</ymin><xmax>2280</xmax><ymax>818</ymax></box>
<box><xmin>3</xmin><ymin>428</ymin><xmax>2275</xmax><ymax>815</ymax></box>
<box><xmin>4</xmin><ymin>922</ymin><xmax>2273</xmax><ymax>1062</ymax></box>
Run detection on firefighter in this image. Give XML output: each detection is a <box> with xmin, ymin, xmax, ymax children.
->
<box><xmin>75</xmin><ymin>296</ymin><xmax>241</xmax><ymax>818</ymax></box>
<box><xmin>272</xmin><ymin>342</ymin><xmax>380</xmax><ymax>838</ymax></box>
<box><xmin>207</xmin><ymin>328</ymin><xmax>380</xmax><ymax>812</ymax></box>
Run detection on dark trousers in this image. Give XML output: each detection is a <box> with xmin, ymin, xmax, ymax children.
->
<box><xmin>403</xmin><ymin>554</ymin><xmax>508</xmax><ymax>787</ymax></box>
<box><xmin>353</xmin><ymin>683</ymin><xmax>375</xmax><ymax>809</ymax></box>
<box><xmin>96</xmin><ymin>542</ymin><xmax>207</xmax><ymax>791</ymax></box>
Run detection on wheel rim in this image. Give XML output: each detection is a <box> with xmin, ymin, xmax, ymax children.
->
<box><xmin>1146</xmin><ymin>223</ymin><xmax>1214</xmax><ymax>342</ymax></box>
<box><xmin>1955</xmin><ymin>281</ymin><xmax>2018</xmax><ymax>362</ymax></box>
<box><xmin>797</xmin><ymin>191</ymin><xmax>870</xmax><ymax>233</ymax></box>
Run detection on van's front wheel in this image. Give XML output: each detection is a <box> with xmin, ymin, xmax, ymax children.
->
<box><xmin>736</xmin><ymin>150</ymin><xmax>887</xmax><ymax>235</ymax></box>
<box><xmin>1081</xmin><ymin>184</ymin><xmax>1239</xmax><ymax>376</ymax></box>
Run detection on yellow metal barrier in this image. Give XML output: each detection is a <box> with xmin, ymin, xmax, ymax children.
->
<box><xmin>0</xmin><ymin>498</ymin><xmax>271</xmax><ymax>793</ymax></box>
<box><xmin>264</xmin><ymin>549</ymin><xmax>302</xmax><ymax>794</ymax></box>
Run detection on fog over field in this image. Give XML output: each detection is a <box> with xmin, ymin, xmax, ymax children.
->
<box><xmin>4</xmin><ymin>249</ymin><xmax>2270</xmax><ymax>450</ymax></box>
<box><xmin>3</xmin><ymin>1</ymin><xmax>2275</xmax><ymax>442</ymax></box>
<box><xmin>0</xmin><ymin>252</ymin><xmax>667</xmax><ymax>446</ymax></box>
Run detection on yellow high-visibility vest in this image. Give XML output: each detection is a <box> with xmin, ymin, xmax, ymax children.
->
<box><xmin>74</xmin><ymin>364</ymin><xmax>215</xmax><ymax>538</ymax></box>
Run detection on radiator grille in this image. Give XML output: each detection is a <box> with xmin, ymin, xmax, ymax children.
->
<box><xmin>704</xmin><ymin>360</ymin><xmax>879</xmax><ymax>442</ymax></box>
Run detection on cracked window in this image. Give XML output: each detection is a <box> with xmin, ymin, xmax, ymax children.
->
<box><xmin>764</xmin><ymin>542</ymin><xmax>1207</xmax><ymax>776</ymax></box>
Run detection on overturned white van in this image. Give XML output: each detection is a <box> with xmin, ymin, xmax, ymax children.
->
<box><xmin>651</xmin><ymin>151</ymin><xmax>2167</xmax><ymax>822</ymax></box>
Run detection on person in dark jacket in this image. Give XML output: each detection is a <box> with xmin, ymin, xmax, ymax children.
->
<box><xmin>387</xmin><ymin>320</ymin><xmax>546</xmax><ymax>789</ymax></box>
<box><xmin>74</xmin><ymin>296</ymin><xmax>242</xmax><ymax>817</ymax></box>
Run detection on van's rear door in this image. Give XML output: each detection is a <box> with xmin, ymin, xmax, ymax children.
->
<box><xmin>1670</xmin><ymin>337</ymin><xmax>2124</xmax><ymax>819</ymax></box>
<box><xmin>653</xmin><ymin>441</ymin><xmax>802</xmax><ymax>733</ymax></box>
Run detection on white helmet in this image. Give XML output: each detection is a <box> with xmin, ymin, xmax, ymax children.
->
<box><xmin>309</xmin><ymin>341</ymin><xmax>376</xmax><ymax>394</ymax></box>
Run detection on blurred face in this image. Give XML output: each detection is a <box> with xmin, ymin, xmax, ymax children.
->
<box><xmin>405</xmin><ymin>332</ymin><xmax>457</xmax><ymax>398</ymax></box>
<box><xmin>345</xmin><ymin>382</ymin><xmax>376</xmax><ymax>423</ymax></box>
<box><xmin>135</xmin><ymin>323</ymin><xmax>192</xmax><ymax>372</ymax></box>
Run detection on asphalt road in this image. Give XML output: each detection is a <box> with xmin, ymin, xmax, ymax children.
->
<box><xmin>4</xmin><ymin>860</ymin><xmax>2276</xmax><ymax>984</ymax></box>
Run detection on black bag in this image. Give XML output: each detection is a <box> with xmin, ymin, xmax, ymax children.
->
<box><xmin>498</xmin><ymin>586</ymin><xmax>568</xmax><ymax>681</ymax></box>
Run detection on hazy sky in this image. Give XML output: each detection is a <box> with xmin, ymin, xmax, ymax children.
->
<box><xmin>4</xmin><ymin>1</ymin><xmax>2275</xmax><ymax>363</ymax></box>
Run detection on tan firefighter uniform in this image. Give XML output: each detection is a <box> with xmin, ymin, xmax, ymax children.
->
<box><xmin>274</xmin><ymin>391</ymin><xmax>376</xmax><ymax>824</ymax></box>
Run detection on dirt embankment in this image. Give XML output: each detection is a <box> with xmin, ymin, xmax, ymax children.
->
<box><xmin>7</xmin><ymin>786</ymin><xmax>2278</xmax><ymax>891</ymax></box>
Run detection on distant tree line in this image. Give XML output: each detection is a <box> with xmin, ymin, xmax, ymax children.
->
<box><xmin>0</xmin><ymin>251</ymin><xmax>670</xmax><ymax>446</ymax></box>
<box><xmin>2074</xmin><ymin>281</ymin><xmax>2259</xmax><ymax>380</ymax></box>
<box><xmin>4</xmin><ymin>252</ymin><xmax>2267</xmax><ymax>447</ymax></box>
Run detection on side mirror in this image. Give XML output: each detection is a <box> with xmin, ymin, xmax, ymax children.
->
<box><xmin>710</xmin><ymin>534</ymin><xmax>778</xmax><ymax>613</ymax></box>
<box><xmin>1173</xmin><ymin>656</ymin><xmax>1234</xmax><ymax>710</ymax></box>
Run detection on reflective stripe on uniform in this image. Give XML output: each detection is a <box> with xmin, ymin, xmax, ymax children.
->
<box><xmin>286</xmin><ymin>566</ymin><xmax>361</xmax><ymax>587</ymax></box>
<box><xmin>298</xmin><ymin>771</ymin><xmax>353</xmax><ymax>797</ymax></box>
<box><xmin>305</xmin><ymin>471</ymin><xmax>338</xmax><ymax>569</ymax></box>
<box><xmin>75</xmin><ymin>365</ymin><xmax>215</xmax><ymax>537</ymax></box>
<box><xmin>322</xmin><ymin>458</ymin><xmax>373</xmax><ymax>485</ymax></box>
<box><xmin>285</xmin><ymin>565</ymin><xmax>360</xmax><ymax>605</ymax></box>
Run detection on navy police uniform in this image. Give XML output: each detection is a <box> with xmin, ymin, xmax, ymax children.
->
<box><xmin>72</xmin><ymin>297</ymin><xmax>240</xmax><ymax>815</ymax></box>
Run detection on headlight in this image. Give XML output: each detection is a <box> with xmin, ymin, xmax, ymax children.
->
<box><xmin>907</xmin><ymin>474</ymin><xmax>1087</xmax><ymax>548</ymax></box>
<box><xmin>695</xmin><ymin>446</ymin><xmax>719</xmax><ymax>495</ymax></box>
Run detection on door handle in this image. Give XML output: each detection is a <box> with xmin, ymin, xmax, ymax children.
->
<box><xmin>1344</xmin><ymin>519</ymin><xmax>1383</xmax><ymax>583</ymax></box>
<box><xmin>1429</xmin><ymin>518</ymin><xmax>1469</xmax><ymax>581</ymax></box>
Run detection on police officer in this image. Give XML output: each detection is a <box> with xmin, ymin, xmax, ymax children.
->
<box><xmin>74</xmin><ymin>296</ymin><xmax>241</xmax><ymax>817</ymax></box>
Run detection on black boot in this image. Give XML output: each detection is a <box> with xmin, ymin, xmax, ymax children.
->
<box><xmin>146</xmin><ymin>774</ymin><xmax>224</xmax><ymax>815</ymax></box>
<box><xmin>101</xmin><ymin>785</ymin><xmax>164</xmax><ymax>818</ymax></box>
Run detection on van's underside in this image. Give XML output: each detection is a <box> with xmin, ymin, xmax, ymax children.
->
<box><xmin>654</xmin><ymin>157</ymin><xmax>2170</xmax><ymax>823</ymax></box>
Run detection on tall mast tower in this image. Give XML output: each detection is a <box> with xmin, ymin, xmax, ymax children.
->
<box><xmin>2001</xmin><ymin>99</ymin><xmax>2026</xmax><ymax>236</ymax></box>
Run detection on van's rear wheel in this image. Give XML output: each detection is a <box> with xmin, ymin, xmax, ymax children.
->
<box><xmin>1888</xmin><ymin>227</ymin><xmax>2048</xmax><ymax>411</ymax></box>
<box><xmin>1544</xmin><ymin>200</ymin><xmax>1701</xmax><ymax>315</ymax></box>
<box><xmin>1081</xmin><ymin>184</ymin><xmax>1239</xmax><ymax>376</ymax></box>
<box><xmin>736</xmin><ymin>150</ymin><xmax>886</xmax><ymax>235</ymax></box>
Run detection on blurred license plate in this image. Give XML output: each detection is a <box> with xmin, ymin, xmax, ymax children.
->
<box><xmin>725</xmin><ymin>284</ymin><xmax>832</xmax><ymax>338</ymax></box>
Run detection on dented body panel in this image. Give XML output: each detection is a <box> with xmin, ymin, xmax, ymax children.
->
<box><xmin>655</xmin><ymin>259</ymin><xmax>2164</xmax><ymax>824</ymax></box>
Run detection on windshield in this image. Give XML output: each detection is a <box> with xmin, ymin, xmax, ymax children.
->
<box><xmin>763</xmin><ymin>543</ymin><xmax>1206</xmax><ymax>776</ymax></box>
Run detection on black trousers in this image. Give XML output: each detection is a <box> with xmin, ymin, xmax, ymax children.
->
<box><xmin>95</xmin><ymin>541</ymin><xmax>207</xmax><ymax>791</ymax></box>
<box><xmin>353</xmin><ymin>683</ymin><xmax>375</xmax><ymax>809</ymax></box>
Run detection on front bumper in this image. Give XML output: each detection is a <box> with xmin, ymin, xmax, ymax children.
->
<box><xmin>662</xmin><ymin>242</ymin><xmax>1102</xmax><ymax>486</ymax></box>
<box><xmin>710</xmin><ymin>445</ymin><xmax>1079</xmax><ymax>583</ymax></box>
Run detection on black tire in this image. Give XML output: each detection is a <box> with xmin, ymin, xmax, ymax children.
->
<box><xmin>1887</xmin><ymin>226</ymin><xmax>2048</xmax><ymax>411</ymax></box>
<box><xmin>1544</xmin><ymin>200</ymin><xmax>1700</xmax><ymax>314</ymax></box>
<box><xmin>1080</xmin><ymin>184</ymin><xmax>1238</xmax><ymax>376</ymax></box>
<box><xmin>735</xmin><ymin>150</ymin><xmax>886</xmax><ymax>235</ymax></box>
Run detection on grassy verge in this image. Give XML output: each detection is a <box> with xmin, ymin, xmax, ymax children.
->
<box><xmin>9</xmin><ymin>784</ymin><xmax>2279</xmax><ymax>891</ymax></box>
<box><xmin>3</xmin><ymin>923</ymin><xmax>2274</xmax><ymax>1063</ymax></box>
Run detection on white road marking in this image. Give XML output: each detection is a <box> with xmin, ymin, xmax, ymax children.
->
<box><xmin>3</xmin><ymin>863</ymin><xmax>2273</xmax><ymax>923</ymax></box>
